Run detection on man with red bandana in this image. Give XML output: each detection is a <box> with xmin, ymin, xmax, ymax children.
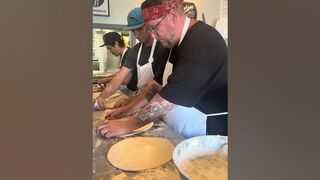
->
<box><xmin>97</xmin><ymin>0</ymin><xmax>228</xmax><ymax>139</ymax></box>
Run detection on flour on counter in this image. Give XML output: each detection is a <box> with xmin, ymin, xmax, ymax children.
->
<box><xmin>95</xmin><ymin>139</ymin><xmax>102</xmax><ymax>148</ymax></box>
<box><xmin>132</xmin><ymin>163</ymin><xmax>180</xmax><ymax>180</ymax></box>
<box><xmin>110</xmin><ymin>172</ymin><xmax>127</xmax><ymax>180</ymax></box>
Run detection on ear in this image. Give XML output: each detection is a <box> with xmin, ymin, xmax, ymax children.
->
<box><xmin>114</xmin><ymin>41</ymin><xmax>119</xmax><ymax>47</ymax></box>
<box><xmin>168</xmin><ymin>10</ymin><xmax>177</xmax><ymax>24</ymax></box>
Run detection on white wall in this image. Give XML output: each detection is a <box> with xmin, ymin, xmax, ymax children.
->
<box><xmin>93</xmin><ymin>0</ymin><xmax>144</xmax><ymax>25</ymax></box>
<box><xmin>93</xmin><ymin>0</ymin><xmax>223</xmax><ymax>27</ymax></box>
<box><xmin>187</xmin><ymin>0</ymin><xmax>221</xmax><ymax>26</ymax></box>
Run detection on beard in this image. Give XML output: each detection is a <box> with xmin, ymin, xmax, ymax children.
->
<box><xmin>158</xmin><ymin>29</ymin><xmax>177</xmax><ymax>48</ymax></box>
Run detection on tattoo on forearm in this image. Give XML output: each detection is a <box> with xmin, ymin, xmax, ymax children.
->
<box><xmin>145</xmin><ymin>86</ymin><xmax>160</xmax><ymax>101</ymax></box>
<box><xmin>138</xmin><ymin>94</ymin><xmax>175</xmax><ymax>123</ymax></box>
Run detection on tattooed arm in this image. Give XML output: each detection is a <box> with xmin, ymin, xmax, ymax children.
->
<box><xmin>99</xmin><ymin>92</ymin><xmax>175</xmax><ymax>138</ymax></box>
<box><xmin>112</xmin><ymin>80</ymin><xmax>163</xmax><ymax>116</ymax></box>
<box><xmin>105</xmin><ymin>80</ymin><xmax>163</xmax><ymax>119</ymax></box>
<box><xmin>105</xmin><ymin>80</ymin><xmax>174</xmax><ymax>120</ymax></box>
<box><xmin>98</xmin><ymin>82</ymin><xmax>175</xmax><ymax>138</ymax></box>
<box><xmin>135</xmin><ymin>93</ymin><xmax>176</xmax><ymax>124</ymax></box>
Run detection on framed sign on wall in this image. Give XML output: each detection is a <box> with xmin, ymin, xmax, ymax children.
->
<box><xmin>93</xmin><ymin>0</ymin><xmax>110</xmax><ymax>17</ymax></box>
<box><xmin>183</xmin><ymin>2</ymin><xmax>197</xmax><ymax>19</ymax></box>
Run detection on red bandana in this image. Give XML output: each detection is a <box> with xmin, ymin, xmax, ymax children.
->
<box><xmin>142</xmin><ymin>0</ymin><xmax>180</xmax><ymax>21</ymax></box>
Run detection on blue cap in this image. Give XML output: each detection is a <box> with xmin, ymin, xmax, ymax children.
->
<box><xmin>124</xmin><ymin>8</ymin><xmax>145</xmax><ymax>30</ymax></box>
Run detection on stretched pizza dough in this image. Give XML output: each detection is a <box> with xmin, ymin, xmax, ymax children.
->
<box><xmin>107</xmin><ymin>137</ymin><xmax>174</xmax><ymax>171</ymax></box>
<box><xmin>92</xmin><ymin>92</ymin><xmax>100</xmax><ymax>99</ymax></box>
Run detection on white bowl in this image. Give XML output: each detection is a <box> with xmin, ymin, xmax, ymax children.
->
<box><xmin>173</xmin><ymin>135</ymin><xmax>228</xmax><ymax>179</ymax></box>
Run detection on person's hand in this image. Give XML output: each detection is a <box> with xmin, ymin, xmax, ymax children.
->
<box><xmin>113</xmin><ymin>97</ymin><xmax>131</xmax><ymax>108</ymax></box>
<box><xmin>97</xmin><ymin>79</ymin><xmax>107</xmax><ymax>87</ymax></box>
<box><xmin>96</xmin><ymin>116</ymin><xmax>141</xmax><ymax>138</ymax></box>
<box><xmin>93</xmin><ymin>96</ymin><xmax>106</xmax><ymax>111</ymax></box>
<box><xmin>104</xmin><ymin>105</ymin><xmax>130</xmax><ymax>119</ymax></box>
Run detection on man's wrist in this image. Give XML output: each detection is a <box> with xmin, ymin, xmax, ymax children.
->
<box><xmin>132</xmin><ymin>113</ymin><xmax>145</xmax><ymax>126</ymax></box>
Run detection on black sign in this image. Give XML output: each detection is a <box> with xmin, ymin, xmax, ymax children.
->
<box><xmin>183</xmin><ymin>2</ymin><xmax>197</xmax><ymax>19</ymax></box>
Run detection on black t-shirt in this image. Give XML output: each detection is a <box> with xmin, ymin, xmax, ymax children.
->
<box><xmin>120</xmin><ymin>47</ymin><xmax>130</xmax><ymax>67</ymax></box>
<box><xmin>159</xmin><ymin>21</ymin><xmax>228</xmax><ymax>114</ymax></box>
<box><xmin>123</xmin><ymin>41</ymin><xmax>170</xmax><ymax>85</ymax></box>
<box><xmin>120</xmin><ymin>47</ymin><xmax>137</xmax><ymax>91</ymax></box>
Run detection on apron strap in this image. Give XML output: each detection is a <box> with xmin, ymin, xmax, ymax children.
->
<box><xmin>136</xmin><ymin>44</ymin><xmax>143</xmax><ymax>68</ymax></box>
<box><xmin>148</xmin><ymin>38</ymin><xmax>157</xmax><ymax>64</ymax></box>
<box><xmin>119</xmin><ymin>47</ymin><xmax>128</xmax><ymax>68</ymax></box>
<box><xmin>136</xmin><ymin>38</ymin><xmax>157</xmax><ymax>67</ymax></box>
<box><xmin>206</xmin><ymin>112</ymin><xmax>228</xmax><ymax>117</ymax></box>
<box><xmin>162</xmin><ymin>18</ymin><xmax>190</xmax><ymax>86</ymax></box>
<box><xmin>178</xmin><ymin>17</ymin><xmax>190</xmax><ymax>46</ymax></box>
<box><xmin>162</xmin><ymin>49</ymin><xmax>173</xmax><ymax>86</ymax></box>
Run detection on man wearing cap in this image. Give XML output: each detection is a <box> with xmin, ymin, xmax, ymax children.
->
<box><xmin>97</xmin><ymin>0</ymin><xmax>227</xmax><ymax>138</ymax></box>
<box><xmin>93</xmin><ymin>32</ymin><xmax>137</xmax><ymax>95</ymax></box>
<box><xmin>94</xmin><ymin>7</ymin><xmax>170</xmax><ymax>111</ymax></box>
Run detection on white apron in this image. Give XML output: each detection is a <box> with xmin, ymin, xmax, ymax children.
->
<box><xmin>120</xmin><ymin>47</ymin><xmax>128</xmax><ymax>67</ymax></box>
<box><xmin>136</xmin><ymin>38</ymin><xmax>157</xmax><ymax>89</ymax></box>
<box><xmin>119</xmin><ymin>47</ymin><xmax>136</xmax><ymax>96</ymax></box>
<box><xmin>162</xmin><ymin>17</ymin><xmax>228</xmax><ymax>138</ymax></box>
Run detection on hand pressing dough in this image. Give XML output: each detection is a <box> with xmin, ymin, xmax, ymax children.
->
<box><xmin>97</xmin><ymin>119</ymin><xmax>153</xmax><ymax>138</ymax></box>
<box><xmin>118</xmin><ymin>122</ymin><xmax>154</xmax><ymax>138</ymax></box>
<box><xmin>92</xmin><ymin>84</ymin><xmax>104</xmax><ymax>92</ymax></box>
<box><xmin>104</xmin><ymin>96</ymin><xmax>123</xmax><ymax>109</ymax></box>
<box><xmin>92</xmin><ymin>91</ymin><xmax>123</xmax><ymax>100</ymax></box>
<box><xmin>107</xmin><ymin>137</ymin><xmax>174</xmax><ymax>171</ymax></box>
<box><xmin>92</xmin><ymin>91</ymin><xmax>126</xmax><ymax>109</ymax></box>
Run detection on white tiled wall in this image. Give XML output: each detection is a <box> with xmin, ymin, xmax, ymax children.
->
<box><xmin>220</xmin><ymin>0</ymin><xmax>228</xmax><ymax>18</ymax></box>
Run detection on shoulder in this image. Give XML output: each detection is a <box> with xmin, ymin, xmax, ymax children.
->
<box><xmin>175</xmin><ymin>21</ymin><xmax>227</xmax><ymax>69</ymax></box>
<box><xmin>123</xmin><ymin>47</ymin><xmax>131</xmax><ymax>55</ymax></box>
<box><xmin>180</xmin><ymin>21</ymin><xmax>227</xmax><ymax>57</ymax></box>
<box><xmin>123</xmin><ymin>43</ymin><xmax>142</xmax><ymax>68</ymax></box>
<box><xmin>189</xmin><ymin>21</ymin><xmax>225</xmax><ymax>45</ymax></box>
<box><xmin>127</xmin><ymin>42</ymin><xmax>142</xmax><ymax>56</ymax></box>
<box><xmin>122</xmin><ymin>48</ymin><xmax>131</xmax><ymax>60</ymax></box>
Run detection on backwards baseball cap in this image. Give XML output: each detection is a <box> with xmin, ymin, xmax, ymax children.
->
<box><xmin>124</xmin><ymin>8</ymin><xmax>145</xmax><ymax>30</ymax></box>
<box><xmin>142</xmin><ymin>0</ymin><xmax>181</xmax><ymax>21</ymax></box>
<box><xmin>99</xmin><ymin>32</ymin><xmax>122</xmax><ymax>47</ymax></box>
